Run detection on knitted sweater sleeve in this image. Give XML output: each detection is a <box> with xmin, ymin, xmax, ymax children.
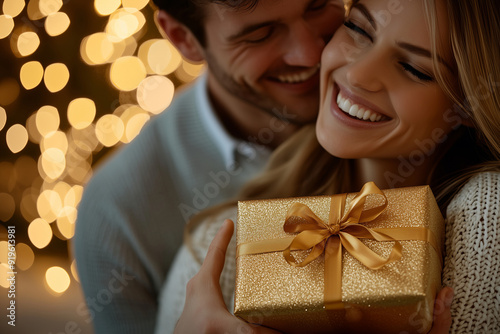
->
<box><xmin>442</xmin><ymin>172</ymin><xmax>500</xmax><ymax>333</ymax></box>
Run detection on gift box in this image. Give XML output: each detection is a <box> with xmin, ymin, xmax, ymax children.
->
<box><xmin>234</xmin><ymin>182</ymin><xmax>444</xmax><ymax>334</ymax></box>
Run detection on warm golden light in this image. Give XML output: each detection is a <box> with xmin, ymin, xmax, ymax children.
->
<box><xmin>0</xmin><ymin>193</ymin><xmax>15</xmax><ymax>221</ymax></box>
<box><xmin>41</xmin><ymin>147</ymin><xmax>66</xmax><ymax>180</ymax></box>
<box><xmin>20</xmin><ymin>61</ymin><xmax>44</xmax><ymax>90</ymax></box>
<box><xmin>109</xmin><ymin>56</ymin><xmax>146</xmax><ymax>91</ymax></box>
<box><xmin>6</xmin><ymin>124</ymin><xmax>29</xmax><ymax>153</ymax></box>
<box><xmin>27</xmin><ymin>0</ymin><xmax>44</xmax><ymax>20</ymax></box>
<box><xmin>36</xmin><ymin>105</ymin><xmax>60</xmax><ymax>137</ymax></box>
<box><xmin>80</xmin><ymin>32</ymin><xmax>119</xmax><ymax>65</ymax></box>
<box><xmin>39</xmin><ymin>0</ymin><xmax>62</xmax><ymax>16</ymax></box>
<box><xmin>95</xmin><ymin>114</ymin><xmax>124</xmax><ymax>147</ymax></box>
<box><xmin>40</xmin><ymin>130</ymin><xmax>68</xmax><ymax>155</ymax></box>
<box><xmin>44</xmin><ymin>63</ymin><xmax>70</xmax><ymax>93</ymax></box>
<box><xmin>123</xmin><ymin>111</ymin><xmax>149</xmax><ymax>143</ymax></box>
<box><xmin>28</xmin><ymin>218</ymin><xmax>53</xmax><ymax>249</ymax></box>
<box><xmin>106</xmin><ymin>8</ymin><xmax>145</xmax><ymax>40</ymax></box>
<box><xmin>116</xmin><ymin>104</ymin><xmax>149</xmax><ymax>143</ymax></box>
<box><xmin>122</xmin><ymin>0</ymin><xmax>148</xmax><ymax>10</ymax></box>
<box><xmin>45</xmin><ymin>266</ymin><xmax>70</xmax><ymax>294</ymax></box>
<box><xmin>0</xmin><ymin>15</ymin><xmax>14</xmax><ymax>39</ymax></box>
<box><xmin>94</xmin><ymin>0</ymin><xmax>121</xmax><ymax>16</ymax></box>
<box><xmin>56</xmin><ymin>206</ymin><xmax>76</xmax><ymax>239</ymax></box>
<box><xmin>136</xmin><ymin>75</ymin><xmax>174</xmax><ymax>114</ymax></box>
<box><xmin>15</xmin><ymin>243</ymin><xmax>35</xmax><ymax>271</ymax></box>
<box><xmin>3</xmin><ymin>0</ymin><xmax>26</xmax><ymax>18</ymax></box>
<box><xmin>26</xmin><ymin>113</ymin><xmax>42</xmax><ymax>144</ymax></box>
<box><xmin>0</xmin><ymin>107</ymin><xmax>6</xmax><ymax>131</ymax></box>
<box><xmin>67</xmin><ymin>98</ymin><xmax>96</xmax><ymax>129</ymax></box>
<box><xmin>64</xmin><ymin>185</ymin><xmax>83</xmax><ymax>207</ymax></box>
<box><xmin>17</xmin><ymin>31</ymin><xmax>40</xmax><ymax>57</ymax></box>
<box><xmin>139</xmin><ymin>39</ymin><xmax>182</xmax><ymax>75</ymax></box>
<box><xmin>176</xmin><ymin>61</ymin><xmax>205</xmax><ymax>83</ymax></box>
<box><xmin>36</xmin><ymin>190</ymin><xmax>61</xmax><ymax>223</ymax></box>
<box><xmin>45</xmin><ymin>11</ymin><xmax>70</xmax><ymax>37</ymax></box>
<box><xmin>0</xmin><ymin>78</ymin><xmax>20</xmax><ymax>105</ymax></box>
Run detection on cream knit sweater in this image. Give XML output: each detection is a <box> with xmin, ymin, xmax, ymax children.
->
<box><xmin>155</xmin><ymin>172</ymin><xmax>500</xmax><ymax>333</ymax></box>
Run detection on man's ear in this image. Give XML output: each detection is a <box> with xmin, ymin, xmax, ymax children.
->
<box><xmin>155</xmin><ymin>10</ymin><xmax>205</xmax><ymax>63</ymax></box>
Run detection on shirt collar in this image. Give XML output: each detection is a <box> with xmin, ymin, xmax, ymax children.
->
<box><xmin>195</xmin><ymin>73</ymin><xmax>270</xmax><ymax>170</ymax></box>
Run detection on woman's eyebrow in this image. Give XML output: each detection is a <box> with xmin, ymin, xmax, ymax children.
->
<box><xmin>397</xmin><ymin>41</ymin><xmax>453</xmax><ymax>72</ymax></box>
<box><xmin>351</xmin><ymin>3</ymin><xmax>375</xmax><ymax>29</ymax></box>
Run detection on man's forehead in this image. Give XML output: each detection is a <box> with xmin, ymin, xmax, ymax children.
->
<box><xmin>207</xmin><ymin>0</ymin><xmax>315</xmax><ymax>23</ymax></box>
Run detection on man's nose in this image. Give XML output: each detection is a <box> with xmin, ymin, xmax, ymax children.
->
<box><xmin>282</xmin><ymin>21</ymin><xmax>325</xmax><ymax>67</ymax></box>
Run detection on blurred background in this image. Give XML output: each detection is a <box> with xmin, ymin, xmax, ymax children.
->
<box><xmin>0</xmin><ymin>0</ymin><xmax>204</xmax><ymax>332</ymax></box>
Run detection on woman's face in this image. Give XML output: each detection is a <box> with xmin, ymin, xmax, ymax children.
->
<box><xmin>316</xmin><ymin>0</ymin><xmax>460</xmax><ymax>160</ymax></box>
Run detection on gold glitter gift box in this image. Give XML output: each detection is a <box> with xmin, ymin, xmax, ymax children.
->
<box><xmin>234</xmin><ymin>183</ymin><xmax>444</xmax><ymax>334</ymax></box>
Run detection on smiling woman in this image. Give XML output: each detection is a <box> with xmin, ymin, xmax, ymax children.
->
<box><xmin>166</xmin><ymin>0</ymin><xmax>500</xmax><ymax>332</ymax></box>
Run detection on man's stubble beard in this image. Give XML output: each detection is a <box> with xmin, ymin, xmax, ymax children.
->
<box><xmin>204</xmin><ymin>50</ymin><xmax>314</xmax><ymax>126</ymax></box>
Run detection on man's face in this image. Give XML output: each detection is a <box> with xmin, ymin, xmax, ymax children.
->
<box><xmin>201</xmin><ymin>0</ymin><xmax>345</xmax><ymax>124</ymax></box>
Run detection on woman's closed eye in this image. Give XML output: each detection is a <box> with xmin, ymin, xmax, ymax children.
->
<box><xmin>344</xmin><ymin>20</ymin><xmax>373</xmax><ymax>42</ymax></box>
<box><xmin>398</xmin><ymin>62</ymin><xmax>434</xmax><ymax>82</ymax></box>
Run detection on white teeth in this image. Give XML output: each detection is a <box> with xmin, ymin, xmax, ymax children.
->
<box><xmin>277</xmin><ymin>64</ymin><xmax>320</xmax><ymax>83</ymax></box>
<box><xmin>336</xmin><ymin>91</ymin><xmax>386</xmax><ymax>122</ymax></box>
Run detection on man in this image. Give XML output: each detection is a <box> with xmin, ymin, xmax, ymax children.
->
<box><xmin>74</xmin><ymin>0</ymin><xmax>344</xmax><ymax>332</ymax></box>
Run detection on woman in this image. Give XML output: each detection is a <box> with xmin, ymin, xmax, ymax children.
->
<box><xmin>159</xmin><ymin>0</ymin><xmax>500</xmax><ymax>332</ymax></box>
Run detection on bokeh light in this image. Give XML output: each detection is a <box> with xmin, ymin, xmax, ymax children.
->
<box><xmin>3</xmin><ymin>0</ymin><xmax>26</xmax><ymax>18</ymax></box>
<box><xmin>36</xmin><ymin>105</ymin><xmax>60</xmax><ymax>137</ymax></box>
<box><xmin>67</xmin><ymin>98</ymin><xmax>96</xmax><ymax>130</ymax></box>
<box><xmin>44</xmin><ymin>63</ymin><xmax>70</xmax><ymax>93</ymax></box>
<box><xmin>6</xmin><ymin>124</ymin><xmax>29</xmax><ymax>153</ymax></box>
<box><xmin>0</xmin><ymin>14</ymin><xmax>14</xmax><ymax>39</ymax></box>
<box><xmin>17</xmin><ymin>31</ymin><xmax>41</xmax><ymax>57</ymax></box>
<box><xmin>109</xmin><ymin>56</ymin><xmax>146</xmax><ymax>91</ymax></box>
<box><xmin>20</xmin><ymin>61</ymin><xmax>44</xmax><ymax>90</ymax></box>
<box><xmin>15</xmin><ymin>243</ymin><xmax>35</xmax><ymax>271</ymax></box>
<box><xmin>136</xmin><ymin>75</ymin><xmax>174</xmax><ymax>114</ymax></box>
<box><xmin>39</xmin><ymin>0</ymin><xmax>63</xmax><ymax>16</ymax></box>
<box><xmin>45</xmin><ymin>266</ymin><xmax>70</xmax><ymax>294</ymax></box>
<box><xmin>94</xmin><ymin>0</ymin><xmax>121</xmax><ymax>16</ymax></box>
<box><xmin>28</xmin><ymin>218</ymin><xmax>53</xmax><ymax>249</ymax></box>
<box><xmin>45</xmin><ymin>11</ymin><xmax>70</xmax><ymax>36</ymax></box>
<box><xmin>95</xmin><ymin>114</ymin><xmax>124</xmax><ymax>147</ymax></box>
<box><xmin>139</xmin><ymin>39</ymin><xmax>182</xmax><ymax>75</ymax></box>
<box><xmin>0</xmin><ymin>107</ymin><xmax>6</xmax><ymax>131</ymax></box>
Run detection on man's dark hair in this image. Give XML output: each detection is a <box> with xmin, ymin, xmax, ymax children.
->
<box><xmin>152</xmin><ymin>0</ymin><xmax>259</xmax><ymax>46</ymax></box>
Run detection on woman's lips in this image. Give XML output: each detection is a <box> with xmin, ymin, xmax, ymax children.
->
<box><xmin>329</xmin><ymin>84</ymin><xmax>391</xmax><ymax>128</ymax></box>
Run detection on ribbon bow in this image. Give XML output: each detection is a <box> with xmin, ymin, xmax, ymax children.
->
<box><xmin>283</xmin><ymin>182</ymin><xmax>403</xmax><ymax>309</ymax></box>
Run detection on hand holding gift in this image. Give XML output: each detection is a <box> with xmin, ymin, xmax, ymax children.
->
<box><xmin>174</xmin><ymin>219</ymin><xmax>281</xmax><ymax>334</ymax></box>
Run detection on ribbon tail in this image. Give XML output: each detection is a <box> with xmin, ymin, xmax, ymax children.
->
<box><xmin>324</xmin><ymin>236</ymin><xmax>344</xmax><ymax>310</ymax></box>
<box><xmin>339</xmin><ymin>230</ymin><xmax>403</xmax><ymax>270</ymax></box>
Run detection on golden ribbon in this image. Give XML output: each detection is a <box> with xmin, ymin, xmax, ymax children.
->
<box><xmin>236</xmin><ymin>182</ymin><xmax>442</xmax><ymax>310</ymax></box>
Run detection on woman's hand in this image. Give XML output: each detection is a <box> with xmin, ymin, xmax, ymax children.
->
<box><xmin>174</xmin><ymin>219</ymin><xmax>281</xmax><ymax>334</ymax></box>
<box><xmin>428</xmin><ymin>287</ymin><xmax>454</xmax><ymax>334</ymax></box>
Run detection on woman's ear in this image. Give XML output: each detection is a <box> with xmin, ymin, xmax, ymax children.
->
<box><xmin>155</xmin><ymin>10</ymin><xmax>205</xmax><ymax>63</ymax></box>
